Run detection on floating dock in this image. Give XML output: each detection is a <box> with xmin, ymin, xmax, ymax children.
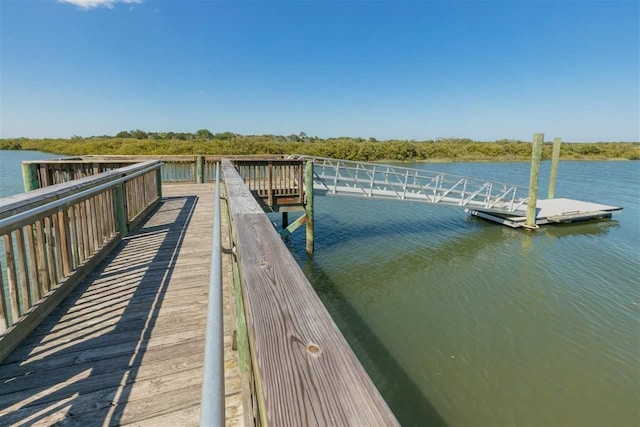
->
<box><xmin>468</xmin><ymin>198</ymin><xmax>623</xmax><ymax>228</ymax></box>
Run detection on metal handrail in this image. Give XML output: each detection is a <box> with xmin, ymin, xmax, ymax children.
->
<box><xmin>290</xmin><ymin>155</ymin><xmax>530</xmax><ymax>214</ymax></box>
<box><xmin>200</xmin><ymin>163</ymin><xmax>225</xmax><ymax>427</ymax></box>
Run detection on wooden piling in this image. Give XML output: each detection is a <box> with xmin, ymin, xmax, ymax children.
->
<box><xmin>305</xmin><ymin>160</ymin><xmax>314</xmax><ymax>254</ymax></box>
<box><xmin>526</xmin><ymin>133</ymin><xmax>544</xmax><ymax>229</ymax></box>
<box><xmin>282</xmin><ymin>212</ymin><xmax>289</xmax><ymax>229</ymax></box>
<box><xmin>21</xmin><ymin>163</ymin><xmax>40</xmax><ymax>192</ymax></box>
<box><xmin>548</xmin><ymin>137</ymin><xmax>562</xmax><ymax>199</ymax></box>
<box><xmin>196</xmin><ymin>155</ymin><xmax>205</xmax><ymax>183</ymax></box>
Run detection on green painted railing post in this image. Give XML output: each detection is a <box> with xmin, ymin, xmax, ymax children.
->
<box><xmin>196</xmin><ymin>155</ymin><xmax>205</xmax><ymax>183</ymax></box>
<box><xmin>547</xmin><ymin>137</ymin><xmax>562</xmax><ymax>199</ymax></box>
<box><xmin>156</xmin><ymin>166</ymin><xmax>163</xmax><ymax>200</ymax></box>
<box><xmin>526</xmin><ymin>133</ymin><xmax>544</xmax><ymax>229</ymax></box>
<box><xmin>114</xmin><ymin>183</ymin><xmax>128</xmax><ymax>237</ymax></box>
<box><xmin>22</xmin><ymin>163</ymin><xmax>40</xmax><ymax>192</ymax></box>
<box><xmin>305</xmin><ymin>160</ymin><xmax>314</xmax><ymax>254</ymax></box>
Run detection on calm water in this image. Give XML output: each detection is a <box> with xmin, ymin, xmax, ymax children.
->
<box><xmin>2</xmin><ymin>151</ymin><xmax>639</xmax><ymax>426</ymax></box>
<box><xmin>275</xmin><ymin>160</ymin><xmax>640</xmax><ymax>427</ymax></box>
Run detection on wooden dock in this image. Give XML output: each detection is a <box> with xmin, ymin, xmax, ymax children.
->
<box><xmin>0</xmin><ymin>184</ymin><xmax>243</xmax><ymax>426</ymax></box>
<box><xmin>2</xmin><ymin>157</ymin><xmax>400</xmax><ymax>427</ymax></box>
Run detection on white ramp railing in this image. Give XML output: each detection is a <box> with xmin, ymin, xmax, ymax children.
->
<box><xmin>292</xmin><ymin>156</ymin><xmax>529</xmax><ymax>215</ymax></box>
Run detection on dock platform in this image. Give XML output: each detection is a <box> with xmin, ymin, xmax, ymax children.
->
<box><xmin>468</xmin><ymin>198</ymin><xmax>622</xmax><ymax>228</ymax></box>
<box><xmin>0</xmin><ymin>184</ymin><xmax>243</xmax><ymax>426</ymax></box>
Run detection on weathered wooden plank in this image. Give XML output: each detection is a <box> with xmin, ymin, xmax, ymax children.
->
<box><xmin>224</xmin><ymin>164</ymin><xmax>398</xmax><ymax>426</ymax></box>
<box><xmin>3</xmin><ymin>312</ymin><xmax>206</xmax><ymax>365</ymax></box>
<box><xmin>0</xmin><ymin>261</ymin><xmax>8</xmax><ymax>331</ymax></box>
<box><xmin>34</xmin><ymin>219</ymin><xmax>51</xmax><ymax>297</ymax></box>
<box><xmin>221</xmin><ymin>160</ymin><xmax>264</xmax><ymax>216</ymax></box>
<box><xmin>1</xmin><ymin>338</ymin><xmax>205</xmax><ymax>396</ymax></box>
<box><xmin>14</xmin><ymin>227</ymin><xmax>31</xmax><ymax>315</ymax></box>
<box><xmin>0</xmin><ymin>351</ymin><xmax>205</xmax><ymax>409</ymax></box>
<box><xmin>0</xmin><ymin>368</ymin><xmax>204</xmax><ymax>426</ymax></box>
<box><xmin>68</xmin><ymin>204</ymin><xmax>80</xmax><ymax>269</ymax></box>
<box><xmin>24</xmin><ymin>222</ymin><xmax>41</xmax><ymax>304</ymax></box>
<box><xmin>58</xmin><ymin>208</ymin><xmax>72</xmax><ymax>277</ymax></box>
<box><xmin>0</xmin><ymin>183</ymin><xmax>243</xmax><ymax>426</ymax></box>
<box><xmin>0</xmin><ymin>235</ymin><xmax>121</xmax><ymax>363</ymax></box>
<box><xmin>3</xmin><ymin>233</ymin><xmax>20</xmax><ymax>322</ymax></box>
<box><xmin>44</xmin><ymin>215</ymin><xmax>59</xmax><ymax>288</ymax></box>
<box><xmin>51</xmin><ymin>212</ymin><xmax>64</xmax><ymax>283</ymax></box>
<box><xmin>20</xmin><ymin>299</ymin><xmax>208</xmax><ymax>353</ymax></box>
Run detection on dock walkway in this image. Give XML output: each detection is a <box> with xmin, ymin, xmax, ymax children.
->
<box><xmin>0</xmin><ymin>184</ymin><xmax>242</xmax><ymax>426</ymax></box>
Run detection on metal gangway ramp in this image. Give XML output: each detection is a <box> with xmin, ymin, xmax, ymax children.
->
<box><xmin>292</xmin><ymin>156</ymin><xmax>622</xmax><ymax>228</ymax></box>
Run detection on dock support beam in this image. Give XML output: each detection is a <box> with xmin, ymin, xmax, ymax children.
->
<box><xmin>282</xmin><ymin>212</ymin><xmax>289</xmax><ymax>229</ymax></box>
<box><xmin>22</xmin><ymin>163</ymin><xmax>40</xmax><ymax>192</ymax></box>
<box><xmin>305</xmin><ymin>160</ymin><xmax>314</xmax><ymax>254</ymax></box>
<box><xmin>196</xmin><ymin>155</ymin><xmax>205</xmax><ymax>183</ymax></box>
<box><xmin>526</xmin><ymin>133</ymin><xmax>544</xmax><ymax>229</ymax></box>
<box><xmin>547</xmin><ymin>137</ymin><xmax>562</xmax><ymax>199</ymax></box>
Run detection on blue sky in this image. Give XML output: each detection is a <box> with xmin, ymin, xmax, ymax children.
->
<box><xmin>1</xmin><ymin>1</ymin><xmax>638</xmax><ymax>141</ymax></box>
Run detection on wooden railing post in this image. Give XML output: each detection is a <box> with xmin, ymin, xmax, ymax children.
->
<box><xmin>156</xmin><ymin>166</ymin><xmax>163</xmax><ymax>200</ymax></box>
<box><xmin>267</xmin><ymin>161</ymin><xmax>274</xmax><ymax>207</ymax></box>
<box><xmin>305</xmin><ymin>160</ymin><xmax>314</xmax><ymax>254</ymax></box>
<box><xmin>197</xmin><ymin>155</ymin><xmax>205</xmax><ymax>183</ymax></box>
<box><xmin>22</xmin><ymin>163</ymin><xmax>40</xmax><ymax>192</ymax></box>
<box><xmin>114</xmin><ymin>183</ymin><xmax>128</xmax><ymax>236</ymax></box>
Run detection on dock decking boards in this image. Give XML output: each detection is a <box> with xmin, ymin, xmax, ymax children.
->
<box><xmin>0</xmin><ymin>184</ymin><xmax>243</xmax><ymax>427</ymax></box>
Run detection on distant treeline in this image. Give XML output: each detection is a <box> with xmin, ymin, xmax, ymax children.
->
<box><xmin>1</xmin><ymin>131</ymin><xmax>639</xmax><ymax>161</ymax></box>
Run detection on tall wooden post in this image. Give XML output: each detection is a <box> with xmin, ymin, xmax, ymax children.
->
<box><xmin>547</xmin><ymin>137</ymin><xmax>562</xmax><ymax>199</ymax></box>
<box><xmin>156</xmin><ymin>166</ymin><xmax>163</xmax><ymax>200</ymax></box>
<box><xmin>282</xmin><ymin>212</ymin><xmax>289</xmax><ymax>229</ymax></box>
<box><xmin>114</xmin><ymin>183</ymin><xmax>128</xmax><ymax>237</ymax></box>
<box><xmin>305</xmin><ymin>160</ymin><xmax>314</xmax><ymax>254</ymax></box>
<box><xmin>526</xmin><ymin>133</ymin><xmax>544</xmax><ymax>229</ymax></box>
<box><xmin>22</xmin><ymin>163</ymin><xmax>40</xmax><ymax>192</ymax></box>
<box><xmin>196</xmin><ymin>155</ymin><xmax>205</xmax><ymax>183</ymax></box>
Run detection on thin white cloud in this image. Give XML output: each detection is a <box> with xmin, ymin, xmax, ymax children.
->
<box><xmin>58</xmin><ymin>0</ymin><xmax>142</xmax><ymax>10</ymax></box>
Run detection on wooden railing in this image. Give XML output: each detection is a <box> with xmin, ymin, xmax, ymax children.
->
<box><xmin>23</xmin><ymin>156</ymin><xmax>292</xmax><ymax>190</ymax></box>
<box><xmin>0</xmin><ymin>160</ymin><xmax>162</xmax><ymax>362</ymax></box>
<box><xmin>233</xmin><ymin>159</ymin><xmax>305</xmax><ymax>208</ymax></box>
<box><xmin>221</xmin><ymin>160</ymin><xmax>398</xmax><ymax>426</ymax></box>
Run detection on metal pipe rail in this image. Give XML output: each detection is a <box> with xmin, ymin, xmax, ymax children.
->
<box><xmin>200</xmin><ymin>163</ymin><xmax>225</xmax><ymax>427</ymax></box>
<box><xmin>0</xmin><ymin>160</ymin><xmax>162</xmax><ymax>362</ymax></box>
<box><xmin>291</xmin><ymin>156</ymin><xmax>530</xmax><ymax>214</ymax></box>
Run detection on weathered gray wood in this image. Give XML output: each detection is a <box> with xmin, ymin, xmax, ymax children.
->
<box><xmin>24</xmin><ymin>222</ymin><xmax>41</xmax><ymax>304</ymax></box>
<box><xmin>69</xmin><ymin>204</ymin><xmax>80</xmax><ymax>269</ymax></box>
<box><xmin>0</xmin><ymin>161</ymin><xmax>161</xmax><ymax>221</ymax></box>
<box><xmin>3</xmin><ymin>233</ymin><xmax>20</xmax><ymax>322</ymax></box>
<box><xmin>221</xmin><ymin>160</ymin><xmax>263</xmax><ymax>216</ymax></box>
<box><xmin>0</xmin><ymin>262</ymin><xmax>8</xmax><ymax>331</ymax></box>
<box><xmin>14</xmin><ymin>227</ymin><xmax>31</xmax><ymax>313</ymax></box>
<box><xmin>0</xmin><ymin>235</ymin><xmax>121</xmax><ymax>363</ymax></box>
<box><xmin>224</xmin><ymin>164</ymin><xmax>398</xmax><ymax>426</ymax></box>
<box><xmin>0</xmin><ymin>183</ymin><xmax>243</xmax><ymax>427</ymax></box>
<box><xmin>44</xmin><ymin>215</ymin><xmax>58</xmax><ymax>288</ymax></box>
<box><xmin>34</xmin><ymin>219</ymin><xmax>51</xmax><ymax>297</ymax></box>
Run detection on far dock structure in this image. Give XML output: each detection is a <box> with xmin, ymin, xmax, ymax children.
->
<box><xmin>0</xmin><ymin>143</ymin><xmax>622</xmax><ymax>425</ymax></box>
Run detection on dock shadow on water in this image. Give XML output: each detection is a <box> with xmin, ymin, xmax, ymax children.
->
<box><xmin>0</xmin><ymin>195</ymin><xmax>198</xmax><ymax>426</ymax></box>
<box><xmin>302</xmin><ymin>258</ymin><xmax>448</xmax><ymax>427</ymax></box>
